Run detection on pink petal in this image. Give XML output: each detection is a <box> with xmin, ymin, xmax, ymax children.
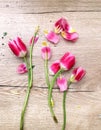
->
<box><xmin>61</xmin><ymin>31</ymin><xmax>79</xmax><ymax>42</ymax></box>
<box><xmin>55</xmin><ymin>18</ymin><xmax>70</xmax><ymax>34</ymax></box>
<box><xmin>49</xmin><ymin>60</ymin><xmax>60</xmax><ymax>75</ymax></box>
<box><xmin>45</xmin><ymin>31</ymin><xmax>60</xmax><ymax>44</ymax></box>
<box><xmin>57</xmin><ymin>77</ymin><xmax>68</xmax><ymax>92</ymax></box>
<box><xmin>17</xmin><ymin>63</ymin><xmax>28</xmax><ymax>74</ymax></box>
<box><xmin>41</xmin><ymin>46</ymin><xmax>52</xmax><ymax>60</ymax></box>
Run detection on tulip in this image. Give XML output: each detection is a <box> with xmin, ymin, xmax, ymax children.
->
<box><xmin>8</xmin><ymin>37</ymin><xmax>27</xmax><ymax>57</ymax></box>
<box><xmin>70</xmin><ymin>67</ymin><xmax>86</xmax><ymax>82</ymax></box>
<box><xmin>57</xmin><ymin>76</ymin><xmax>68</xmax><ymax>92</ymax></box>
<box><xmin>41</xmin><ymin>45</ymin><xmax>51</xmax><ymax>60</ymax></box>
<box><xmin>17</xmin><ymin>63</ymin><xmax>28</xmax><ymax>74</ymax></box>
<box><xmin>44</xmin><ymin>30</ymin><xmax>60</xmax><ymax>44</ymax></box>
<box><xmin>54</xmin><ymin>18</ymin><xmax>70</xmax><ymax>34</ymax></box>
<box><xmin>60</xmin><ymin>52</ymin><xmax>75</xmax><ymax>70</ymax></box>
<box><xmin>49</xmin><ymin>60</ymin><xmax>60</xmax><ymax>75</ymax></box>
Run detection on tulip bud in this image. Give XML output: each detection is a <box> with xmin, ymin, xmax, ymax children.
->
<box><xmin>8</xmin><ymin>37</ymin><xmax>27</xmax><ymax>58</ymax></box>
<box><xmin>70</xmin><ymin>67</ymin><xmax>86</xmax><ymax>82</ymax></box>
<box><xmin>60</xmin><ymin>52</ymin><xmax>75</xmax><ymax>70</ymax></box>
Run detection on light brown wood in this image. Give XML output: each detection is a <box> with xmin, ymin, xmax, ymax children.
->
<box><xmin>0</xmin><ymin>87</ymin><xmax>101</xmax><ymax>130</ymax></box>
<box><xmin>0</xmin><ymin>0</ymin><xmax>101</xmax><ymax>130</ymax></box>
<box><xmin>0</xmin><ymin>0</ymin><xmax>101</xmax><ymax>13</ymax></box>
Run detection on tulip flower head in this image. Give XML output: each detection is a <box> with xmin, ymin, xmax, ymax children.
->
<box><xmin>41</xmin><ymin>42</ymin><xmax>51</xmax><ymax>60</ymax></box>
<box><xmin>8</xmin><ymin>37</ymin><xmax>27</xmax><ymax>58</ymax></box>
<box><xmin>70</xmin><ymin>67</ymin><xmax>86</xmax><ymax>82</ymax></box>
<box><xmin>57</xmin><ymin>76</ymin><xmax>68</xmax><ymax>92</ymax></box>
<box><xmin>49</xmin><ymin>60</ymin><xmax>60</xmax><ymax>75</ymax></box>
<box><xmin>60</xmin><ymin>52</ymin><xmax>75</xmax><ymax>70</ymax></box>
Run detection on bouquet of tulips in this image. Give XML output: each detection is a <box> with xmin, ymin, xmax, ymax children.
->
<box><xmin>8</xmin><ymin>18</ymin><xmax>86</xmax><ymax>130</ymax></box>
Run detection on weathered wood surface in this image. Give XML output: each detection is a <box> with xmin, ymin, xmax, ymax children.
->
<box><xmin>0</xmin><ymin>0</ymin><xmax>101</xmax><ymax>130</ymax></box>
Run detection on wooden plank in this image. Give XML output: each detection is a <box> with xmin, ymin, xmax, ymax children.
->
<box><xmin>0</xmin><ymin>86</ymin><xmax>101</xmax><ymax>130</ymax></box>
<box><xmin>0</xmin><ymin>0</ymin><xmax>101</xmax><ymax>13</ymax></box>
<box><xmin>0</xmin><ymin>12</ymin><xmax>101</xmax><ymax>91</ymax></box>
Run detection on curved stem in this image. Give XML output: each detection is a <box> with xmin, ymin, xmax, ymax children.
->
<box><xmin>48</xmin><ymin>69</ymin><xmax>62</xmax><ymax>123</ymax></box>
<box><xmin>62</xmin><ymin>81</ymin><xmax>71</xmax><ymax>130</ymax></box>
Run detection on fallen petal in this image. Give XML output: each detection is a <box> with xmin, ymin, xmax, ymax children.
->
<box><xmin>17</xmin><ymin>63</ymin><xmax>28</xmax><ymax>74</ymax></box>
<box><xmin>44</xmin><ymin>31</ymin><xmax>60</xmax><ymax>44</ymax></box>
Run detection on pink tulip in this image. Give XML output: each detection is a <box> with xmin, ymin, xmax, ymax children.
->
<box><xmin>8</xmin><ymin>37</ymin><xmax>27</xmax><ymax>57</ymax></box>
<box><xmin>70</xmin><ymin>67</ymin><xmax>86</xmax><ymax>82</ymax></box>
<box><xmin>57</xmin><ymin>76</ymin><xmax>68</xmax><ymax>92</ymax></box>
<box><xmin>45</xmin><ymin>31</ymin><xmax>60</xmax><ymax>44</ymax></box>
<box><xmin>41</xmin><ymin>46</ymin><xmax>51</xmax><ymax>60</ymax></box>
<box><xmin>49</xmin><ymin>60</ymin><xmax>60</xmax><ymax>75</ymax></box>
<box><xmin>17</xmin><ymin>63</ymin><xmax>28</xmax><ymax>74</ymax></box>
<box><xmin>54</xmin><ymin>18</ymin><xmax>70</xmax><ymax>34</ymax></box>
<box><xmin>61</xmin><ymin>31</ymin><xmax>79</xmax><ymax>42</ymax></box>
<box><xmin>60</xmin><ymin>52</ymin><xmax>75</xmax><ymax>70</ymax></box>
<box><xmin>29</xmin><ymin>35</ymin><xmax>39</xmax><ymax>45</ymax></box>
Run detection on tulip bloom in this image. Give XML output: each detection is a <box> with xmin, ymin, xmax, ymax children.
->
<box><xmin>70</xmin><ymin>67</ymin><xmax>86</xmax><ymax>82</ymax></box>
<box><xmin>49</xmin><ymin>60</ymin><xmax>60</xmax><ymax>75</ymax></box>
<box><xmin>57</xmin><ymin>76</ymin><xmax>68</xmax><ymax>92</ymax></box>
<box><xmin>60</xmin><ymin>52</ymin><xmax>75</xmax><ymax>70</ymax></box>
<box><xmin>17</xmin><ymin>63</ymin><xmax>28</xmax><ymax>74</ymax></box>
<box><xmin>54</xmin><ymin>18</ymin><xmax>70</xmax><ymax>34</ymax></box>
<box><xmin>41</xmin><ymin>46</ymin><xmax>51</xmax><ymax>60</ymax></box>
<box><xmin>44</xmin><ymin>30</ymin><xmax>60</xmax><ymax>44</ymax></box>
<box><xmin>8</xmin><ymin>37</ymin><xmax>27</xmax><ymax>57</ymax></box>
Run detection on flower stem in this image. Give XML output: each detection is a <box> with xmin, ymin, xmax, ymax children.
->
<box><xmin>48</xmin><ymin>69</ymin><xmax>62</xmax><ymax>123</ymax></box>
<box><xmin>20</xmin><ymin>27</ymin><xmax>39</xmax><ymax>130</ymax></box>
<box><xmin>20</xmin><ymin>87</ymin><xmax>31</xmax><ymax>130</ymax></box>
<box><xmin>44</xmin><ymin>59</ymin><xmax>50</xmax><ymax>88</ymax></box>
<box><xmin>62</xmin><ymin>81</ymin><xmax>71</xmax><ymax>130</ymax></box>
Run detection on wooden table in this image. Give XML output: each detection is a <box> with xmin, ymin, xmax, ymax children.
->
<box><xmin>0</xmin><ymin>0</ymin><xmax>101</xmax><ymax>130</ymax></box>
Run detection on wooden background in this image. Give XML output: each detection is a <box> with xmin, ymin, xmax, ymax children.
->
<box><xmin>0</xmin><ymin>0</ymin><xmax>101</xmax><ymax>130</ymax></box>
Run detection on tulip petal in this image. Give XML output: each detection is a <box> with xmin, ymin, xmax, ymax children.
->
<box><xmin>57</xmin><ymin>76</ymin><xmax>68</xmax><ymax>92</ymax></box>
<box><xmin>54</xmin><ymin>18</ymin><xmax>70</xmax><ymax>34</ymax></box>
<box><xmin>17</xmin><ymin>63</ymin><xmax>28</xmax><ymax>74</ymax></box>
<box><xmin>61</xmin><ymin>31</ymin><xmax>79</xmax><ymax>42</ymax></box>
<box><xmin>49</xmin><ymin>60</ymin><xmax>60</xmax><ymax>75</ymax></box>
<box><xmin>44</xmin><ymin>31</ymin><xmax>60</xmax><ymax>44</ymax></box>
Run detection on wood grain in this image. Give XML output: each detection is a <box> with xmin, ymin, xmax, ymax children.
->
<box><xmin>0</xmin><ymin>86</ymin><xmax>101</xmax><ymax>130</ymax></box>
<box><xmin>0</xmin><ymin>0</ymin><xmax>101</xmax><ymax>13</ymax></box>
<box><xmin>0</xmin><ymin>0</ymin><xmax>101</xmax><ymax>130</ymax></box>
<box><xmin>0</xmin><ymin>13</ymin><xmax>101</xmax><ymax>91</ymax></box>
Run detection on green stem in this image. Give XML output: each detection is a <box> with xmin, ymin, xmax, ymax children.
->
<box><xmin>62</xmin><ymin>81</ymin><xmax>72</xmax><ymax>130</ymax></box>
<box><xmin>44</xmin><ymin>59</ymin><xmax>50</xmax><ymax>88</ymax></box>
<box><xmin>20</xmin><ymin>87</ymin><xmax>31</xmax><ymax>130</ymax></box>
<box><xmin>20</xmin><ymin>27</ymin><xmax>39</xmax><ymax>130</ymax></box>
<box><xmin>48</xmin><ymin>69</ymin><xmax>62</xmax><ymax>123</ymax></box>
